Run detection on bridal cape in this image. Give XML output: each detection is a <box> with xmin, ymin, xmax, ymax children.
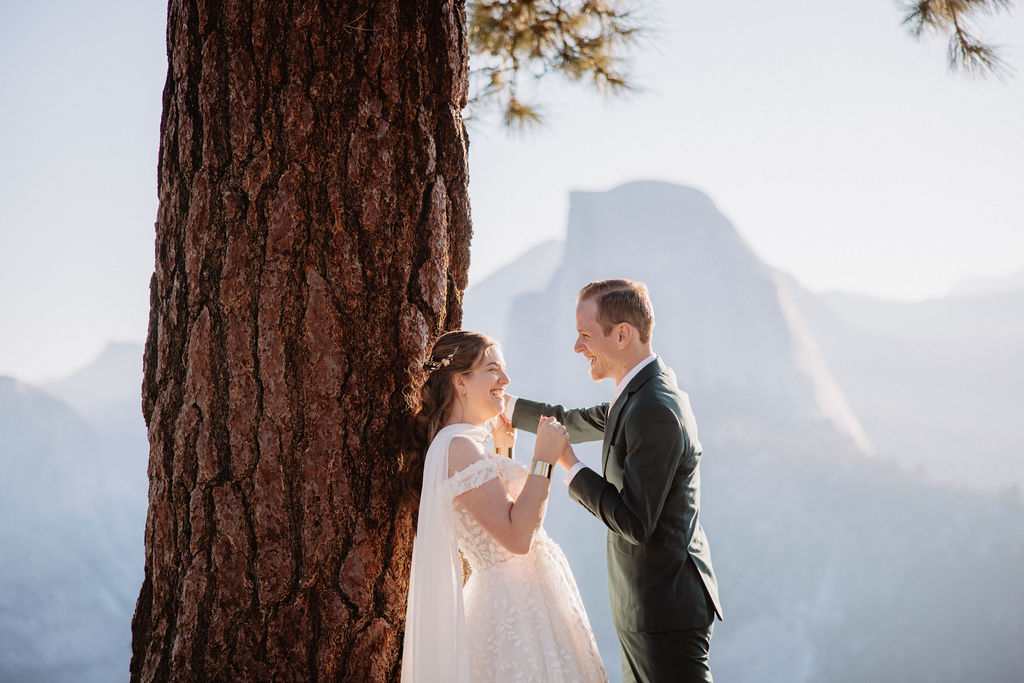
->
<box><xmin>401</xmin><ymin>423</ymin><xmax>474</xmax><ymax>681</ymax></box>
<box><xmin>401</xmin><ymin>423</ymin><xmax>606</xmax><ymax>682</ymax></box>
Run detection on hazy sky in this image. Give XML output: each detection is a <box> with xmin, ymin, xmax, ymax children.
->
<box><xmin>1</xmin><ymin>0</ymin><xmax>1022</xmax><ymax>382</ymax></box>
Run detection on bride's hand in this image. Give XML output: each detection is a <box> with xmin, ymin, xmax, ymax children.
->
<box><xmin>534</xmin><ymin>417</ymin><xmax>569</xmax><ymax>464</ymax></box>
<box><xmin>492</xmin><ymin>414</ymin><xmax>516</xmax><ymax>451</ymax></box>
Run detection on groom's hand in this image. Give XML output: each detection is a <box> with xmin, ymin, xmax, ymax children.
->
<box><xmin>557</xmin><ymin>442</ymin><xmax>580</xmax><ymax>471</ymax></box>
<box><xmin>534</xmin><ymin>417</ymin><xmax>568</xmax><ymax>464</ymax></box>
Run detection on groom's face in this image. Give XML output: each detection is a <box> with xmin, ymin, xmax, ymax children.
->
<box><xmin>574</xmin><ymin>298</ymin><xmax>618</xmax><ymax>382</ymax></box>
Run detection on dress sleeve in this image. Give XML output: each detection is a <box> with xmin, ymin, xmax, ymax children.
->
<box><xmin>447</xmin><ymin>457</ymin><xmax>500</xmax><ymax>498</ymax></box>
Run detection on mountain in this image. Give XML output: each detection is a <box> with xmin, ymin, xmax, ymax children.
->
<box><xmin>463</xmin><ymin>180</ymin><xmax>1024</xmax><ymax>683</ymax></box>
<box><xmin>44</xmin><ymin>342</ymin><xmax>148</xmax><ymax>504</ymax></box>
<box><xmin>4</xmin><ymin>182</ymin><xmax>1022</xmax><ymax>682</ymax></box>
<box><xmin>783</xmin><ymin>276</ymin><xmax>1024</xmax><ymax>493</ymax></box>
<box><xmin>0</xmin><ymin>377</ymin><xmax>140</xmax><ymax>683</ymax></box>
<box><xmin>484</xmin><ymin>181</ymin><xmax>870</xmax><ymax>456</ymax></box>
<box><xmin>44</xmin><ymin>341</ymin><xmax>143</xmax><ymax>410</ymax></box>
<box><xmin>949</xmin><ymin>267</ymin><xmax>1024</xmax><ymax>297</ymax></box>
<box><xmin>464</xmin><ymin>239</ymin><xmax>564</xmax><ymax>343</ymax></box>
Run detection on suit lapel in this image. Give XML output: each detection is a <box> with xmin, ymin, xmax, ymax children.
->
<box><xmin>602</xmin><ymin>399</ymin><xmax>626</xmax><ymax>472</ymax></box>
<box><xmin>601</xmin><ymin>358</ymin><xmax>665</xmax><ymax>472</ymax></box>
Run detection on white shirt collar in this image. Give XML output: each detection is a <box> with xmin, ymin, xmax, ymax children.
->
<box><xmin>611</xmin><ymin>353</ymin><xmax>657</xmax><ymax>407</ymax></box>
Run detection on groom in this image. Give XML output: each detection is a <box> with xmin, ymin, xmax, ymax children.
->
<box><xmin>506</xmin><ymin>279</ymin><xmax>722</xmax><ymax>683</ymax></box>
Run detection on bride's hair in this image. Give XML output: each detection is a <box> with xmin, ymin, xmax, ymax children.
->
<box><xmin>404</xmin><ymin>330</ymin><xmax>496</xmax><ymax>506</ymax></box>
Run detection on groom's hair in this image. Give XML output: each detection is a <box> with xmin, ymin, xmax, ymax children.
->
<box><xmin>578</xmin><ymin>279</ymin><xmax>654</xmax><ymax>344</ymax></box>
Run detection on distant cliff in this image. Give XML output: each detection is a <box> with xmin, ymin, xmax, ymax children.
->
<box><xmin>0</xmin><ymin>374</ymin><xmax>142</xmax><ymax>683</ymax></box>
<box><xmin>782</xmin><ymin>276</ymin><xmax>1024</xmax><ymax>493</ymax></box>
<box><xmin>464</xmin><ymin>180</ymin><xmax>1024</xmax><ymax>683</ymax></box>
<box><xmin>470</xmin><ymin>180</ymin><xmax>871</xmax><ymax>455</ymax></box>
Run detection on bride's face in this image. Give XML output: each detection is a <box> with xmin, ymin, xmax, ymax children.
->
<box><xmin>453</xmin><ymin>345</ymin><xmax>510</xmax><ymax>424</ymax></box>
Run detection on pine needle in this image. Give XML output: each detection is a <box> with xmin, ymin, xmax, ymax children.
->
<box><xmin>467</xmin><ymin>0</ymin><xmax>645</xmax><ymax>130</ymax></box>
<box><xmin>900</xmin><ymin>0</ymin><xmax>1018</xmax><ymax>78</ymax></box>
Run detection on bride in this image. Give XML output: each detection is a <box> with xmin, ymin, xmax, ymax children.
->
<box><xmin>401</xmin><ymin>330</ymin><xmax>607</xmax><ymax>682</ymax></box>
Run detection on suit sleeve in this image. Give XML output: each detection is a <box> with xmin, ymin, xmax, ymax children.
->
<box><xmin>511</xmin><ymin>397</ymin><xmax>608</xmax><ymax>444</ymax></box>
<box><xmin>568</xmin><ymin>400</ymin><xmax>683</xmax><ymax>545</ymax></box>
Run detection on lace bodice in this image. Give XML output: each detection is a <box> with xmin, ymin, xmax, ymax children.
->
<box><xmin>447</xmin><ymin>451</ymin><xmax>540</xmax><ymax>572</ymax></box>
<box><xmin>437</xmin><ymin>424</ymin><xmax>607</xmax><ymax>682</ymax></box>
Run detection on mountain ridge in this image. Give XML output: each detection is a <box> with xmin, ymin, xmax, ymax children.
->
<box><xmin>463</xmin><ymin>180</ymin><xmax>1024</xmax><ymax>682</ymax></box>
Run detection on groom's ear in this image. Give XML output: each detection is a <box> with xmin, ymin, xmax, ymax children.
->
<box><xmin>616</xmin><ymin>323</ymin><xmax>633</xmax><ymax>348</ymax></box>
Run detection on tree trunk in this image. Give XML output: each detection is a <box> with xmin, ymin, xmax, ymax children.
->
<box><xmin>130</xmin><ymin>1</ymin><xmax>470</xmax><ymax>681</ymax></box>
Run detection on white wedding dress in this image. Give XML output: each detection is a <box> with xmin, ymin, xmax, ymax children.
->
<box><xmin>403</xmin><ymin>423</ymin><xmax>606</xmax><ymax>682</ymax></box>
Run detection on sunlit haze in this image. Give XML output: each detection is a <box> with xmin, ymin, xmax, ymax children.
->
<box><xmin>2</xmin><ymin>0</ymin><xmax>1022</xmax><ymax>381</ymax></box>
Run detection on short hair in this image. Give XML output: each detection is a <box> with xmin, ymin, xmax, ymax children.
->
<box><xmin>577</xmin><ymin>279</ymin><xmax>654</xmax><ymax>343</ymax></box>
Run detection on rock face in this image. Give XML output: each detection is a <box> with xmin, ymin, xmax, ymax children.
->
<box><xmin>463</xmin><ymin>239</ymin><xmax>564</xmax><ymax>344</ymax></box>
<box><xmin>0</xmin><ymin>377</ymin><xmax>138</xmax><ymax>683</ymax></box>
<box><xmin>495</xmin><ymin>180</ymin><xmax>869</xmax><ymax>455</ymax></box>
<box><xmin>464</xmin><ymin>180</ymin><xmax>1024</xmax><ymax>683</ymax></box>
<box><xmin>783</xmin><ymin>276</ymin><xmax>1024</xmax><ymax>492</ymax></box>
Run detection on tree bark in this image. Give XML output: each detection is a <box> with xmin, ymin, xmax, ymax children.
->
<box><xmin>130</xmin><ymin>1</ymin><xmax>470</xmax><ymax>680</ymax></box>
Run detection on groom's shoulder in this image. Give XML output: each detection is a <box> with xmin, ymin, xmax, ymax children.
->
<box><xmin>635</xmin><ymin>370</ymin><xmax>690</xmax><ymax>413</ymax></box>
<box><xmin>630</xmin><ymin>377</ymin><xmax>679</xmax><ymax>413</ymax></box>
<box><xmin>647</xmin><ymin>363</ymin><xmax>682</xmax><ymax>393</ymax></box>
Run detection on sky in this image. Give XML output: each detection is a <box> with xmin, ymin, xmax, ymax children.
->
<box><xmin>1</xmin><ymin>0</ymin><xmax>1022</xmax><ymax>382</ymax></box>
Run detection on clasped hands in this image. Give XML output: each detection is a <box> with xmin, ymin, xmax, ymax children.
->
<box><xmin>493</xmin><ymin>414</ymin><xmax>575</xmax><ymax>470</ymax></box>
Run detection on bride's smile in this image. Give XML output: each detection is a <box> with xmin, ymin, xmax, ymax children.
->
<box><xmin>450</xmin><ymin>345</ymin><xmax>510</xmax><ymax>424</ymax></box>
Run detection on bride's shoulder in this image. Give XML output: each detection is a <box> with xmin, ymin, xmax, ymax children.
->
<box><xmin>449</xmin><ymin>432</ymin><xmax>485</xmax><ymax>454</ymax></box>
<box><xmin>447</xmin><ymin>432</ymin><xmax>488</xmax><ymax>475</ymax></box>
<box><xmin>448</xmin><ymin>432</ymin><xmax>483</xmax><ymax>458</ymax></box>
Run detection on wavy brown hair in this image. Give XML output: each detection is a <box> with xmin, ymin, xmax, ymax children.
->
<box><xmin>403</xmin><ymin>330</ymin><xmax>497</xmax><ymax>506</ymax></box>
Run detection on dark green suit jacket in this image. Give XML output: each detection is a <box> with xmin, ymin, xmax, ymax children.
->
<box><xmin>513</xmin><ymin>358</ymin><xmax>722</xmax><ymax>632</ymax></box>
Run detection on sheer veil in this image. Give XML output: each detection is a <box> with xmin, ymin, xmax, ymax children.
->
<box><xmin>401</xmin><ymin>423</ymin><xmax>485</xmax><ymax>682</ymax></box>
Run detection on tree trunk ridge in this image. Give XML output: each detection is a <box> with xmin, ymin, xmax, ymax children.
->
<box><xmin>131</xmin><ymin>1</ymin><xmax>470</xmax><ymax>680</ymax></box>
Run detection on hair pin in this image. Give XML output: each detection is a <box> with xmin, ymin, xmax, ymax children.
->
<box><xmin>423</xmin><ymin>346</ymin><xmax>458</xmax><ymax>373</ymax></box>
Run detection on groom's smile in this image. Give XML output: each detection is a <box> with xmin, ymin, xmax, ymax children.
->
<box><xmin>574</xmin><ymin>298</ymin><xmax>619</xmax><ymax>382</ymax></box>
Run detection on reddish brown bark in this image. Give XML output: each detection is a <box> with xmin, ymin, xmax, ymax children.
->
<box><xmin>131</xmin><ymin>1</ymin><xmax>470</xmax><ymax>680</ymax></box>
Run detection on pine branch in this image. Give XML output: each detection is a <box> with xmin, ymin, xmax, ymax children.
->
<box><xmin>467</xmin><ymin>0</ymin><xmax>645</xmax><ymax>128</ymax></box>
<box><xmin>901</xmin><ymin>0</ymin><xmax>1017</xmax><ymax>77</ymax></box>
<box><xmin>503</xmin><ymin>96</ymin><xmax>544</xmax><ymax>129</ymax></box>
<box><xmin>948</xmin><ymin>14</ymin><xmax>1012</xmax><ymax>76</ymax></box>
